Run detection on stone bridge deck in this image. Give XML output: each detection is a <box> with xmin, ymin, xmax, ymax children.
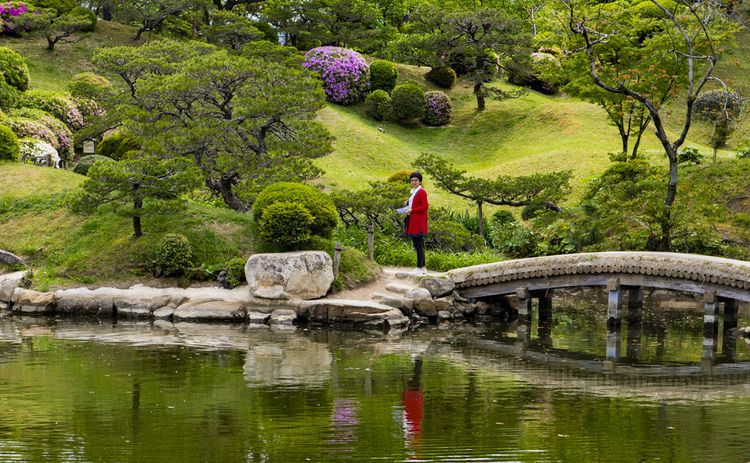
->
<box><xmin>447</xmin><ymin>252</ymin><xmax>750</xmax><ymax>302</ymax></box>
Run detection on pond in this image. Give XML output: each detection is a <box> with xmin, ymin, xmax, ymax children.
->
<box><xmin>1</xmin><ymin>296</ymin><xmax>750</xmax><ymax>462</ymax></box>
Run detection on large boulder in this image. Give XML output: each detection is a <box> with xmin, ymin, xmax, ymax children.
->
<box><xmin>420</xmin><ymin>278</ymin><xmax>455</xmax><ymax>298</ymax></box>
<box><xmin>11</xmin><ymin>288</ymin><xmax>54</xmax><ymax>314</ymax></box>
<box><xmin>0</xmin><ymin>271</ymin><xmax>28</xmax><ymax>303</ymax></box>
<box><xmin>245</xmin><ymin>251</ymin><xmax>334</xmax><ymax>300</ymax></box>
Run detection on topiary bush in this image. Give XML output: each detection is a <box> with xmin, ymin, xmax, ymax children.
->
<box><xmin>32</xmin><ymin>0</ymin><xmax>77</xmax><ymax>14</ymax></box>
<box><xmin>70</xmin><ymin>6</ymin><xmax>96</xmax><ymax>31</ymax></box>
<box><xmin>72</xmin><ymin>154</ymin><xmax>111</xmax><ymax>175</ymax></box>
<box><xmin>0</xmin><ymin>46</ymin><xmax>30</xmax><ymax>91</ymax></box>
<box><xmin>253</xmin><ymin>182</ymin><xmax>338</xmax><ymax>239</ymax></box>
<box><xmin>258</xmin><ymin>201</ymin><xmax>314</xmax><ymax>249</ymax></box>
<box><xmin>96</xmin><ymin>133</ymin><xmax>141</xmax><ymax>160</ymax></box>
<box><xmin>390</xmin><ymin>82</ymin><xmax>425</xmax><ymax>124</ymax></box>
<box><xmin>423</xmin><ymin>91</ymin><xmax>451</xmax><ymax>126</ymax></box>
<box><xmin>66</xmin><ymin>72</ymin><xmax>112</xmax><ymax>100</ymax></box>
<box><xmin>425</xmin><ymin>66</ymin><xmax>456</xmax><ymax>89</ymax></box>
<box><xmin>364</xmin><ymin>89</ymin><xmax>391</xmax><ymax>121</ymax></box>
<box><xmin>18</xmin><ymin>137</ymin><xmax>60</xmax><ymax>167</ymax></box>
<box><xmin>369</xmin><ymin>59</ymin><xmax>398</xmax><ymax>93</ymax></box>
<box><xmin>387</xmin><ymin>169</ymin><xmax>411</xmax><ymax>183</ymax></box>
<box><xmin>18</xmin><ymin>89</ymin><xmax>84</xmax><ymax>131</ymax></box>
<box><xmin>4</xmin><ymin>108</ymin><xmax>74</xmax><ymax>165</ymax></box>
<box><xmin>0</xmin><ymin>123</ymin><xmax>19</xmax><ymax>162</ymax></box>
<box><xmin>152</xmin><ymin>233</ymin><xmax>193</xmax><ymax>277</ymax></box>
<box><xmin>302</xmin><ymin>46</ymin><xmax>370</xmax><ymax>105</ymax></box>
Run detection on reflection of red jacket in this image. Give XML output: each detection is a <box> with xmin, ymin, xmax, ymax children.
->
<box><xmin>407</xmin><ymin>188</ymin><xmax>428</xmax><ymax>236</ymax></box>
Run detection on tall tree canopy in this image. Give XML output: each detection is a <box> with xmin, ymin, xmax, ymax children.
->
<box><xmin>92</xmin><ymin>39</ymin><xmax>332</xmax><ymax>212</ymax></box>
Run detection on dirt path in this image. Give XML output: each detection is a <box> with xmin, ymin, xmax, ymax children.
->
<box><xmin>330</xmin><ymin>266</ymin><xmax>444</xmax><ymax>301</ymax></box>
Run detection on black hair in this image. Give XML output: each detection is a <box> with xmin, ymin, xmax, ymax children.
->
<box><xmin>410</xmin><ymin>171</ymin><xmax>422</xmax><ymax>182</ymax></box>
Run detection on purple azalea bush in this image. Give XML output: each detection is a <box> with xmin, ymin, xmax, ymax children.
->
<box><xmin>303</xmin><ymin>46</ymin><xmax>370</xmax><ymax>105</ymax></box>
<box><xmin>423</xmin><ymin>91</ymin><xmax>452</xmax><ymax>127</ymax></box>
<box><xmin>1</xmin><ymin>1</ymin><xmax>38</xmax><ymax>33</ymax></box>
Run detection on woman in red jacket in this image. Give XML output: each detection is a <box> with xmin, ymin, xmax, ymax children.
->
<box><xmin>405</xmin><ymin>172</ymin><xmax>429</xmax><ymax>276</ymax></box>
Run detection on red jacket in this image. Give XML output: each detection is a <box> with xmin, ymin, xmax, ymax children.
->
<box><xmin>406</xmin><ymin>188</ymin><xmax>428</xmax><ymax>236</ymax></box>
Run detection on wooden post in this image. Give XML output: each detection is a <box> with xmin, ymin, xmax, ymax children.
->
<box><xmin>626</xmin><ymin>286</ymin><xmax>643</xmax><ymax>324</ymax></box>
<box><xmin>702</xmin><ymin>290</ymin><xmax>718</xmax><ymax>362</ymax></box>
<box><xmin>333</xmin><ymin>242</ymin><xmax>342</xmax><ymax>281</ymax></box>
<box><xmin>606</xmin><ymin>278</ymin><xmax>622</xmax><ymax>328</ymax></box>
<box><xmin>367</xmin><ymin>224</ymin><xmax>374</xmax><ymax>261</ymax></box>
<box><xmin>516</xmin><ymin>287</ymin><xmax>531</xmax><ymax>323</ymax></box>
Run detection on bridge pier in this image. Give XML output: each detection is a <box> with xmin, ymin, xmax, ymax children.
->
<box><xmin>516</xmin><ymin>287</ymin><xmax>532</xmax><ymax>323</ymax></box>
<box><xmin>606</xmin><ymin>278</ymin><xmax>622</xmax><ymax>328</ymax></box>
<box><xmin>703</xmin><ymin>290</ymin><xmax>719</xmax><ymax>363</ymax></box>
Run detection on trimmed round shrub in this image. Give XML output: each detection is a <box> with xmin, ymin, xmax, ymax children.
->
<box><xmin>423</xmin><ymin>91</ymin><xmax>451</xmax><ymax>126</ymax></box>
<box><xmin>694</xmin><ymin>90</ymin><xmax>744</xmax><ymax>122</ymax></box>
<box><xmin>492</xmin><ymin>209</ymin><xmax>515</xmax><ymax>225</ymax></box>
<box><xmin>32</xmin><ymin>0</ymin><xmax>77</xmax><ymax>14</ymax></box>
<box><xmin>258</xmin><ymin>201</ymin><xmax>314</xmax><ymax>249</ymax></box>
<box><xmin>387</xmin><ymin>169</ymin><xmax>411</xmax><ymax>183</ymax></box>
<box><xmin>425</xmin><ymin>66</ymin><xmax>456</xmax><ymax>89</ymax></box>
<box><xmin>0</xmin><ymin>123</ymin><xmax>19</xmax><ymax>162</ymax></box>
<box><xmin>18</xmin><ymin>89</ymin><xmax>84</xmax><ymax>131</ymax></box>
<box><xmin>4</xmin><ymin>108</ymin><xmax>74</xmax><ymax>165</ymax></box>
<box><xmin>153</xmin><ymin>233</ymin><xmax>193</xmax><ymax>277</ymax></box>
<box><xmin>0</xmin><ymin>46</ymin><xmax>30</xmax><ymax>91</ymax></box>
<box><xmin>0</xmin><ymin>79</ymin><xmax>19</xmax><ymax>108</ymax></box>
<box><xmin>96</xmin><ymin>133</ymin><xmax>141</xmax><ymax>160</ymax></box>
<box><xmin>66</xmin><ymin>72</ymin><xmax>112</xmax><ymax>100</ymax></box>
<box><xmin>390</xmin><ymin>82</ymin><xmax>425</xmax><ymax>123</ymax></box>
<box><xmin>302</xmin><ymin>46</ymin><xmax>370</xmax><ymax>105</ymax></box>
<box><xmin>364</xmin><ymin>90</ymin><xmax>391</xmax><ymax>121</ymax></box>
<box><xmin>369</xmin><ymin>59</ymin><xmax>398</xmax><ymax>93</ymax></box>
<box><xmin>72</xmin><ymin>154</ymin><xmax>111</xmax><ymax>175</ymax></box>
<box><xmin>18</xmin><ymin>137</ymin><xmax>60</xmax><ymax>166</ymax></box>
<box><xmin>70</xmin><ymin>6</ymin><xmax>96</xmax><ymax>31</ymax></box>
<box><xmin>253</xmin><ymin>182</ymin><xmax>338</xmax><ymax>239</ymax></box>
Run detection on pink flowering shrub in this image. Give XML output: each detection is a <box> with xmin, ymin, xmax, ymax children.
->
<box><xmin>71</xmin><ymin>96</ymin><xmax>105</xmax><ymax>127</ymax></box>
<box><xmin>19</xmin><ymin>89</ymin><xmax>85</xmax><ymax>131</ymax></box>
<box><xmin>0</xmin><ymin>1</ymin><xmax>38</xmax><ymax>33</ymax></box>
<box><xmin>423</xmin><ymin>91</ymin><xmax>451</xmax><ymax>127</ymax></box>
<box><xmin>5</xmin><ymin>108</ymin><xmax>74</xmax><ymax>164</ymax></box>
<box><xmin>302</xmin><ymin>46</ymin><xmax>369</xmax><ymax>105</ymax></box>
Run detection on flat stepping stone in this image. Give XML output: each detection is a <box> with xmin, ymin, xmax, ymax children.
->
<box><xmin>384</xmin><ymin>283</ymin><xmax>416</xmax><ymax>294</ymax></box>
<box><xmin>299</xmin><ymin>299</ymin><xmax>408</xmax><ymax>328</ymax></box>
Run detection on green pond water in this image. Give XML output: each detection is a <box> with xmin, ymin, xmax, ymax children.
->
<box><xmin>1</xmin><ymin>300</ymin><xmax>749</xmax><ymax>462</ymax></box>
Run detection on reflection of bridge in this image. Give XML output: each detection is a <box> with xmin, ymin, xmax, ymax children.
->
<box><xmin>447</xmin><ymin>252</ymin><xmax>750</xmax><ymax>363</ymax></box>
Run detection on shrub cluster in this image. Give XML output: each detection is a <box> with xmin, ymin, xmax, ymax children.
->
<box><xmin>390</xmin><ymin>82</ymin><xmax>425</xmax><ymax>123</ymax></box>
<box><xmin>72</xmin><ymin>154</ymin><xmax>110</xmax><ymax>175</ymax></box>
<box><xmin>425</xmin><ymin>66</ymin><xmax>456</xmax><ymax>89</ymax></box>
<box><xmin>364</xmin><ymin>89</ymin><xmax>391</xmax><ymax>121</ymax></box>
<box><xmin>423</xmin><ymin>91</ymin><xmax>451</xmax><ymax>126</ymax></box>
<box><xmin>0</xmin><ymin>79</ymin><xmax>19</xmax><ymax>108</ymax></box>
<box><xmin>217</xmin><ymin>256</ymin><xmax>247</xmax><ymax>289</ymax></box>
<box><xmin>302</xmin><ymin>46</ymin><xmax>370</xmax><ymax>105</ymax></box>
<box><xmin>0</xmin><ymin>46</ymin><xmax>30</xmax><ymax>91</ymax></box>
<box><xmin>4</xmin><ymin>108</ymin><xmax>74</xmax><ymax>164</ymax></box>
<box><xmin>18</xmin><ymin>89</ymin><xmax>84</xmax><ymax>131</ymax></box>
<box><xmin>369</xmin><ymin>59</ymin><xmax>398</xmax><ymax>93</ymax></box>
<box><xmin>70</xmin><ymin>6</ymin><xmax>96</xmax><ymax>31</ymax></box>
<box><xmin>0</xmin><ymin>123</ymin><xmax>19</xmax><ymax>161</ymax></box>
<box><xmin>152</xmin><ymin>233</ymin><xmax>193</xmax><ymax>277</ymax></box>
<box><xmin>253</xmin><ymin>182</ymin><xmax>337</xmax><ymax>239</ymax></box>
<box><xmin>96</xmin><ymin>133</ymin><xmax>141</xmax><ymax>160</ymax></box>
<box><xmin>428</xmin><ymin>219</ymin><xmax>484</xmax><ymax>252</ymax></box>
<box><xmin>0</xmin><ymin>2</ymin><xmax>36</xmax><ymax>34</ymax></box>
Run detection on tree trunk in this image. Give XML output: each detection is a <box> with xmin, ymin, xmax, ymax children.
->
<box><xmin>207</xmin><ymin>176</ymin><xmax>249</xmax><ymax>212</ymax></box>
<box><xmin>132</xmin><ymin>196</ymin><xmax>143</xmax><ymax>238</ymax></box>
<box><xmin>656</xmin><ymin>156</ymin><xmax>679</xmax><ymax>251</ymax></box>
<box><xmin>477</xmin><ymin>200</ymin><xmax>484</xmax><ymax>239</ymax></box>
<box><xmin>46</xmin><ymin>36</ymin><xmax>56</xmax><ymax>50</ymax></box>
<box><xmin>474</xmin><ymin>82</ymin><xmax>485</xmax><ymax>111</ymax></box>
<box><xmin>133</xmin><ymin>26</ymin><xmax>145</xmax><ymax>41</ymax></box>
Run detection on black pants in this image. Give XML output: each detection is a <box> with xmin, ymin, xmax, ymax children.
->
<box><xmin>411</xmin><ymin>236</ymin><xmax>425</xmax><ymax>268</ymax></box>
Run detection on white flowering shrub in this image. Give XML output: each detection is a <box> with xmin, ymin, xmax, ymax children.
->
<box><xmin>19</xmin><ymin>137</ymin><xmax>60</xmax><ymax>167</ymax></box>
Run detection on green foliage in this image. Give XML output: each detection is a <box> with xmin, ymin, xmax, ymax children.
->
<box><xmin>677</xmin><ymin>146</ymin><xmax>704</xmax><ymax>165</ymax></box>
<box><xmin>369</xmin><ymin>59</ymin><xmax>398</xmax><ymax>93</ymax></box>
<box><xmin>258</xmin><ymin>201</ymin><xmax>314</xmax><ymax>249</ymax></box>
<box><xmin>521</xmin><ymin>203</ymin><xmax>546</xmax><ymax>220</ymax></box>
<box><xmin>33</xmin><ymin>0</ymin><xmax>77</xmax><ymax>14</ymax></box>
<box><xmin>737</xmin><ymin>146</ymin><xmax>750</xmax><ymax>159</ymax></box>
<box><xmin>96</xmin><ymin>133</ymin><xmax>141</xmax><ymax>160</ymax></box>
<box><xmin>70</xmin><ymin>6</ymin><xmax>97</xmax><ymax>31</ymax></box>
<box><xmin>4</xmin><ymin>108</ymin><xmax>74</xmax><ymax>165</ymax></box>
<box><xmin>220</xmin><ymin>256</ymin><xmax>247</xmax><ymax>288</ymax></box>
<box><xmin>693</xmin><ymin>90</ymin><xmax>743</xmax><ymax>122</ymax></box>
<box><xmin>330</xmin><ymin>180</ymin><xmax>409</xmax><ymax>230</ymax></box>
<box><xmin>253</xmin><ymin>182</ymin><xmax>337</xmax><ymax>239</ymax></box>
<box><xmin>204</xmin><ymin>10</ymin><xmax>263</xmax><ymax>49</ymax></box>
<box><xmin>251</xmin><ymin>21</ymin><xmax>278</xmax><ymax>44</ymax></box>
<box><xmin>387</xmin><ymin>170</ymin><xmax>411</xmax><ymax>184</ymax></box>
<box><xmin>0</xmin><ymin>124</ymin><xmax>20</xmax><ymax>162</ymax></box>
<box><xmin>0</xmin><ymin>47</ymin><xmax>31</xmax><ymax>92</ymax></box>
<box><xmin>492</xmin><ymin>210</ymin><xmax>515</xmax><ymax>224</ymax></box>
<box><xmin>17</xmin><ymin>89</ymin><xmax>84</xmax><ymax>131</ymax></box>
<box><xmin>66</xmin><ymin>72</ymin><xmax>112</xmax><ymax>100</ymax></box>
<box><xmin>371</xmin><ymin>236</ymin><xmax>499</xmax><ymax>271</ymax></box>
<box><xmin>72</xmin><ymin>155</ymin><xmax>111</xmax><ymax>176</ymax></box>
<box><xmin>0</xmin><ymin>79</ymin><xmax>20</xmax><ymax>109</ymax></box>
<box><xmin>390</xmin><ymin>82</ymin><xmax>425</xmax><ymax>123</ymax></box>
<box><xmin>364</xmin><ymin>90</ymin><xmax>391</xmax><ymax>121</ymax></box>
<box><xmin>425</xmin><ymin>66</ymin><xmax>456</xmax><ymax>89</ymax></box>
<box><xmin>152</xmin><ymin>233</ymin><xmax>193</xmax><ymax>277</ymax></box>
<box><xmin>428</xmin><ymin>219</ymin><xmax>484</xmax><ymax>252</ymax></box>
<box><xmin>488</xmin><ymin>219</ymin><xmax>537</xmax><ymax>257</ymax></box>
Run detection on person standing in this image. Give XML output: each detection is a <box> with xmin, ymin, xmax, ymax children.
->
<box><xmin>405</xmin><ymin>172</ymin><xmax>428</xmax><ymax>276</ymax></box>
